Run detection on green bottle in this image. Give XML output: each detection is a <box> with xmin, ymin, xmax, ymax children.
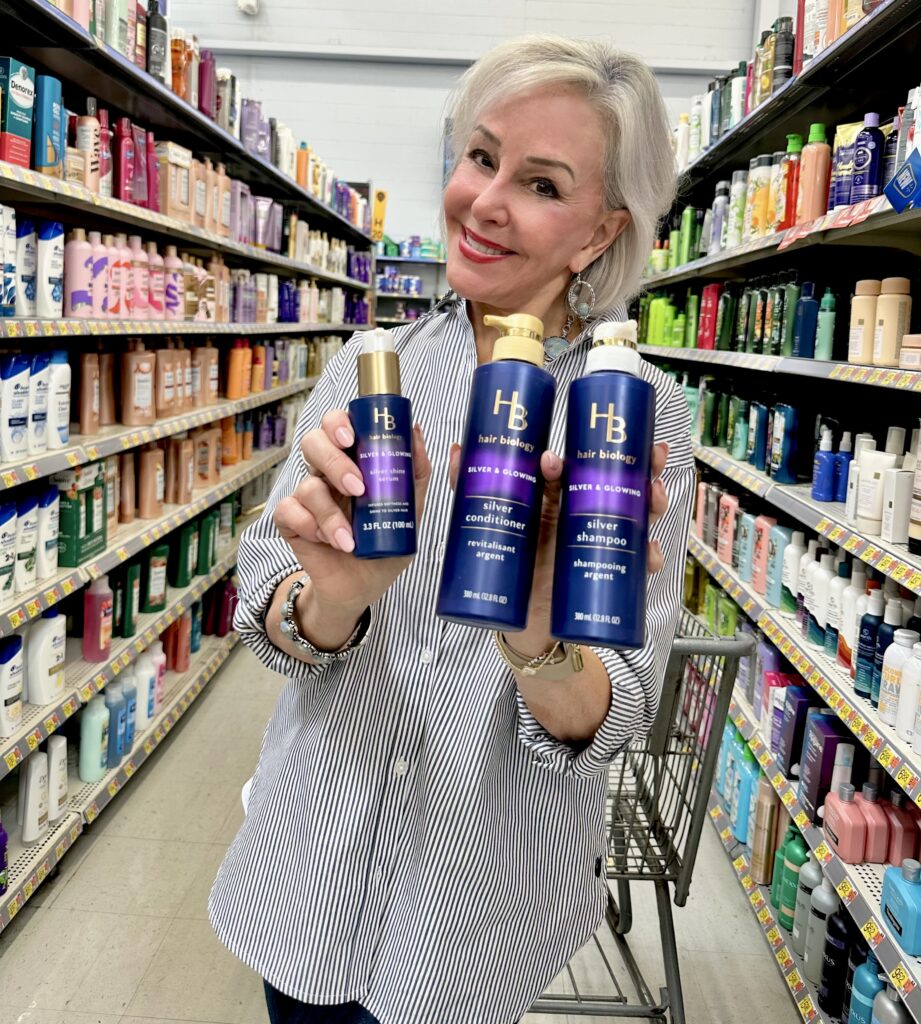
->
<box><xmin>730</xmin><ymin>399</ymin><xmax>750</xmax><ymax>460</ymax></box>
<box><xmin>660</xmin><ymin>299</ymin><xmax>675</xmax><ymax>345</ymax></box>
<box><xmin>141</xmin><ymin>543</ymin><xmax>169</xmax><ymax>613</ymax></box>
<box><xmin>715</xmin><ymin>287</ymin><xmax>737</xmax><ymax>350</ymax></box>
<box><xmin>685</xmin><ymin>290</ymin><xmax>700</xmax><ymax>347</ymax></box>
<box><xmin>668</xmin><ymin>215</ymin><xmax>681</xmax><ymax>270</ymax></box>
<box><xmin>779</xmin><ymin>832</ymin><xmax>808</xmax><ymax>929</ymax></box>
<box><xmin>671</xmin><ymin>313</ymin><xmax>686</xmax><ymax>346</ymax></box>
<box><xmin>122</xmin><ymin>563</ymin><xmax>141</xmax><ymax>638</ymax></box>
<box><xmin>781</xmin><ymin>276</ymin><xmax>801</xmax><ymax>356</ymax></box>
<box><xmin>716</xmin><ymin>391</ymin><xmax>731</xmax><ymax>448</ymax></box>
<box><xmin>771</xmin><ymin>824</ymin><xmax>798</xmax><ymax>909</ymax></box>
<box><xmin>767</xmin><ymin>276</ymin><xmax>787</xmax><ymax>355</ymax></box>
<box><xmin>734</xmin><ymin>284</ymin><xmax>751</xmax><ymax>351</ymax></box>
<box><xmin>745</xmin><ymin>280</ymin><xmax>762</xmax><ymax>353</ymax></box>
<box><xmin>197</xmin><ymin>512</ymin><xmax>218</xmax><ymax>575</ymax></box>
<box><xmin>169</xmin><ymin>522</ymin><xmax>199</xmax><ymax>588</ymax></box>
<box><xmin>678</xmin><ymin>205</ymin><xmax>696</xmax><ymax>265</ymax></box>
<box><xmin>815</xmin><ymin>287</ymin><xmax>836</xmax><ymax>360</ymax></box>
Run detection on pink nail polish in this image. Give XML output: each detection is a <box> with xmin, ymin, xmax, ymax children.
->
<box><xmin>335</xmin><ymin>527</ymin><xmax>355</xmax><ymax>553</ymax></box>
<box><xmin>343</xmin><ymin>473</ymin><xmax>365</xmax><ymax>496</ymax></box>
<box><xmin>336</xmin><ymin>426</ymin><xmax>354</xmax><ymax>447</ymax></box>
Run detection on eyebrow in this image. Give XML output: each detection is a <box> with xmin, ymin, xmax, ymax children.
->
<box><xmin>471</xmin><ymin>125</ymin><xmax>575</xmax><ymax>182</ymax></box>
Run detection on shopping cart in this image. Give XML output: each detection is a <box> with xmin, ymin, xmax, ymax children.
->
<box><xmin>531</xmin><ymin>608</ymin><xmax>754</xmax><ymax>1024</ymax></box>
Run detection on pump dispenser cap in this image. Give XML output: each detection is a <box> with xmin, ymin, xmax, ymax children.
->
<box><xmin>588</xmin><ymin>320</ymin><xmax>642</xmax><ymax>375</ymax></box>
<box><xmin>902</xmin><ymin>859</ymin><xmax>921</xmax><ymax>883</ymax></box>
<box><xmin>819</xmin><ymin>427</ymin><xmax>832</xmax><ymax>451</ymax></box>
<box><xmin>807</xmin><ymin>123</ymin><xmax>827</xmax><ymax>144</ymax></box>
<box><xmin>820</xmin><ymin>287</ymin><xmax>835</xmax><ymax>310</ymax></box>
<box><xmin>786</xmin><ymin>133</ymin><xmax>803</xmax><ymax>153</ymax></box>
<box><xmin>839</xmin><ymin>431</ymin><xmax>852</xmax><ymax>453</ymax></box>
<box><xmin>484</xmin><ymin>314</ymin><xmax>545</xmax><ymax>367</ymax></box>
<box><xmin>356</xmin><ymin>327</ymin><xmax>401</xmax><ymax>396</ymax></box>
<box><xmin>838</xmin><ymin>782</ymin><xmax>855</xmax><ymax>802</ymax></box>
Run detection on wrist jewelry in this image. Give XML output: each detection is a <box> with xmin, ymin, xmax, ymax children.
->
<box><xmin>280</xmin><ymin>575</ymin><xmax>370</xmax><ymax>662</ymax></box>
<box><xmin>494</xmin><ymin>631</ymin><xmax>584</xmax><ymax>681</ymax></box>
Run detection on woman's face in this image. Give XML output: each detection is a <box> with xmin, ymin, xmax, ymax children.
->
<box><xmin>443</xmin><ymin>85</ymin><xmax>627</xmax><ymax>316</ymax></box>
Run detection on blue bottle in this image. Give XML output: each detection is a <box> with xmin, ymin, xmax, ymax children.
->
<box><xmin>190</xmin><ymin>601</ymin><xmax>202</xmax><ymax>653</ymax></box>
<box><xmin>792</xmin><ymin>282</ymin><xmax>819</xmax><ymax>358</ymax></box>
<box><xmin>348</xmin><ymin>328</ymin><xmax>416</xmax><ymax>558</ymax></box>
<box><xmin>731</xmin><ymin>746</ymin><xmax>759</xmax><ymax>842</ymax></box>
<box><xmin>835</xmin><ymin>431</ymin><xmax>853</xmax><ymax>503</ymax></box>
<box><xmin>855</xmin><ymin>592</ymin><xmax>885</xmax><ymax>700</ymax></box>
<box><xmin>769</xmin><ymin>403</ymin><xmax>799</xmax><ymax>483</ymax></box>
<box><xmin>872</xmin><ymin>600</ymin><xmax>903</xmax><ymax>708</ymax></box>
<box><xmin>746</xmin><ymin>401</ymin><xmax>769</xmax><ymax>471</ymax></box>
<box><xmin>881</xmin><ymin>859</ymin><xmax>921</xmax><ymax>956</ymax></box>
<box><xmin>551</xmin><ymin>322</ymin><xmax>654</xmax><ymax>649</ymax></box>
<box><xmin>716</xmin><ymin>719</ymin><xmax>734</xmax><ymax>797</ymax></box>
<box><xmin>437</xmin><ymin>314</ymin><xmax>555</xmax><ymax>630</ymax></box>
<box><xmin>104</xmin><ymin>682</ymin><xmax>127</xmax><ymax>769</ymax></box>
<box><xmin>122</xmin><ymin>671</ymin><xmax>137</xmax><ymax>751</ymax></box>
<box><xmin>848</xmin><ymin>951</ymin><xmax>885</xmax><ymax>1024</ymax></box>
<box><xmin>851</xmin><ymin>113</ymin><xmax>885</xmax><ymax>202</ymax></box>
<box><xmin>812</xmin><ymin>426</ymin><xmax>836</xmax><ymax>501</ymax></box>
<box><xmin>766</xmin><ymin>524</ymin><xmax>793</xmax><ymax>608</ymax></box>
<box><xmin>738</xmin><ymin>511</ymin><xmax>757</xmax><ymax>583</ymax></box>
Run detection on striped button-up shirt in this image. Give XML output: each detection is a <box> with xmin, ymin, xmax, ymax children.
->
<box><xmin>209</xmin><ymin>297</ymin><xmax>695</xmax><ymax>1024</ymax></box>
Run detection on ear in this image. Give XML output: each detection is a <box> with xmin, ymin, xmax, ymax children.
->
<box><xmin>570</xmin><ymin>208</ymin><xmax>631</xmax><ymax>274</ymax></box>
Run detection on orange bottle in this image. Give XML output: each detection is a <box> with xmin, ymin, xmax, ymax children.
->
<box><xmin>795</xmin><ymin>123</ymin><xmax>832</xmax><ymax>225</ymax></box>
<box><xmin>225</xmin><ymin>340</ymin><xmax>246</xmax><ymax>400</ymax></box>
<box><xmin>240</xmin><ymin>341</ymin><xmax>252</xmax><ymax>397</ymax></box>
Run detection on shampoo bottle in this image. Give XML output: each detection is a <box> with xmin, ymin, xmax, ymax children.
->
<box><xmin>27</xmin><ymin>607</ymin><xmax>66</xmax><ymax>705</ymax></box>
<box><xmin>881</xmin><ymin>860</ymin><xmax>921</xmax><ymax>956</ymax></box>
<box><xmin>825</xmin><ymin>560</ymin><xmax>852</xmax><ymax>658</ymax></box>
<box><xmin>812</xmin><ymin>426</ymin><xmax>836</xmax><ymax>500</ymax></box>
<box><xmin>780</xmin><ymin>530</ymin><xmax>806</xmax><ymax>615</ymax></box>
<box><xmin>21</xmin><ymin>750</ymin><xmax>49</xmax><ymax>845</ymax></box>
<box><xmin>849</xmin><ymin>280</ymin><xmax>881</xmax><ymax>364</ymax></box>
<box><xmin>14</xmin><ymin>218</ymin><xmax>36</xmax><ymax>317</ymax></box>
<box><xmin>873</xmin><ymin>601</ymin><xmax>905</xmax><ymax>707</ymax></box>
<box><xmin>82</xmin><ymin>574</ymin><xmax>114</xmax><ymax>662</ymax></box>
<box><xmin>0</xmin><ymin>635</ymin><xmax>23</xmax><ymax>738</ymax></box>
<box><xmin>64</xmin><ymin>227</ymin><xmax>93</xmax><ymax>319</ymax></box>
<box><xmin>47</xmin><ymin>734</ymin><xmax>67</xmax><ymax>822</ymax></box>
<box><xmin>804</xmin><ymin>879</ymin><xmax>838</xmax><ymax>984</ymax></box>
<box><xmin>792</xmin><ymin>853</ymin><xmax>823</xmax><ymax>957</ymax></box>
<box><xmin>104</xmin><ymin>681</ymin><xmax>126</xmax><ymax>769</ymax></box>
<box><xmin>849</xmin><ymin>951</ymin><xmax>885</xmax><ymax>1024</ymax></box>
<box><xmin>36</xmin><ymin>220</ymin><xmax>64</xmax><ymax>319</ymax></box>
<box><xmin>815</xmin><ymin>287</ymin><xmax>836</xmax><ymax>360</ymax></box>
<box><xmin>551</xmin><ymin>321</ymin><xmax>655</xmax><ymax>648</ymax></box>
<box><xmin>437</xmin><ymin>314</ymin><xmax>555</xmax><ymax>631</ymax></box>
<box><xmin>347</xmin><ymin>328</ymin><xmax>416</xmax><ymax>558</ymax></box>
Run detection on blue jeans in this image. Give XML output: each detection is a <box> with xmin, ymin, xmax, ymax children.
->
<box><xmin>264</xmin><ymin>981</ymin><xmax>381</xmax><ymax>1024</ymax></box>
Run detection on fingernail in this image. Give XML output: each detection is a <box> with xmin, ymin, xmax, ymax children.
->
<box><xmin>335</xmin><ymin>527</ymin><xmax>355</xmax><ymax>553</ymax></box>
<box><xmin>342</xmin><ymin>473</ymin><xmax>365</xmax><ymax>496</ymax></box>
<box><xmin>546</xmin><ymin>452</ymin><xmax>562</xmax><ymax>472</ymax></box>
<box><xmin>336</xmin><ymin>426</ymin><xmax>354</xmax><ymax>447</ymax></box>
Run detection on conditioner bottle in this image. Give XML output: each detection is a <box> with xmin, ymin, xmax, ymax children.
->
<box><xmin>437</xmin><ymin>314</ymin><xmax>555</xmax><ymax>630</ymax></box>
<box><xmin>348</xmin><ymin>328</ymin><xmax>415</xmax><ymax>557</ymax></box>
<box><xmin>551</xmin><ymin>319</ymin><xmax>655</xmax><ymax>648</ymax></box>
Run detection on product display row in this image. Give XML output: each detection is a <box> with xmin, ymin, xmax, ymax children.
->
<box><xmin>375</xmin><ymin>236</ymin><xmax>446</xmax><ymax>262</ymax></box>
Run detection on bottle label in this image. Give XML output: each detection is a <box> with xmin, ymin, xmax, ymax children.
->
<box><xmin>848</xmin><ymin>322</ymin><xmax>867</xmax><ymax>360</ymax></box>
<box><xmin>100</xmin><ymin>596</ymin><xmax>113</xmax><ymax>649</ymax></box>
<box><xmin>149</xmin><ymin>559</ymin><xmax>167</xmax><ymax>603</ymax></box>
<box><xmin>133</xmin><ymin>366</ymin><xmax>153</xmax><ymax>413</ymax></box>
<box><xmin>879</xmin><ymin>662</ymin><xmax>903</xmax><ymax>722</ymax></box>
<box><xmin>155</xmin><ymin>463</ymin><xmax>165</xmax><ymax>503</ymax></box>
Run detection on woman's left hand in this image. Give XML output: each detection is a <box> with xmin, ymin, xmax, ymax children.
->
<box><xmin>450</xmin><ymin>441</ymin><xmax>669</xmax><ymax>658</ymax></box>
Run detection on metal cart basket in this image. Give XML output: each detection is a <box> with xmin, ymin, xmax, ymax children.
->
<box><xmin>531</xmin><ymin>608</ymin><xmax>755</xmax><ymax>1023</ymax></box>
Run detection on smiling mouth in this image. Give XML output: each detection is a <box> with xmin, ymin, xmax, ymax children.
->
<box><xmin>462</xmin><ymin>226</ymin><xmax>516</xmax><ymax>256</ymax></box>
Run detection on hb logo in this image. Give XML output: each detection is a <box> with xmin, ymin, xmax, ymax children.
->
<box><xmin>590</xmin><ymin>402</ymin><xmax>627</xmax><ymax>444</ymax></box>
<box><xmin>373</xmin><ymin>407</ymin><xmax>396</xmax><ymax>431</ymax></box>
<box><xmin>493</xmin><ymin>390</ymin><xmax>528</xmax><ymax>431</ymax></box>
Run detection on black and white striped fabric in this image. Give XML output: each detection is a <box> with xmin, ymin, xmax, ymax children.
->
<box><xmin>208</xmin><ymin>297</ymin><xmax>695</xmax><ymax>1024</ymax></box>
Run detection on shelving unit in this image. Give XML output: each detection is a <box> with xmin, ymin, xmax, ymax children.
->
<box><xmin>706</xmin><ymin>796</ymin><xmax>830</xmax><ymax>1024</ymax></box>
<box><xmin>376</xmin><ymin>256</ymin><xmax>446</xmax><ymax>265</ymax></box>
<box><xmin>0</xmin><ymin>319</ymin><xmax>367</xmax><ymax>339</ymax></box>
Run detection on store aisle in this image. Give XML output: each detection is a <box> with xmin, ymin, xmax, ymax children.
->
<box><xmin>0</xmin><ymin>645</ymin><xmax>792</xmax><ymax>1024</ymax></box>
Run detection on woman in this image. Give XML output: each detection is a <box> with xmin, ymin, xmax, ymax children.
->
<box><xmin>210</xmin><ymin>35</ymin><xmax>694</xmax><ymax>1024</ymax></box>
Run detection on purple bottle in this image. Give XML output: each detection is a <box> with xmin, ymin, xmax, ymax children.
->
<box><xmin>851</xmin><ymin>113</ymin><xmax>885</xmax><ymax>202</ymax></box>
<box><xmin>198</xmin><ymin>49</ymin><xmax>217</xmax><ymax>120</ymax></box>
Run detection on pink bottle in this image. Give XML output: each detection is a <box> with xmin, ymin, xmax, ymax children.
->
<box><xmin>824</xmin><ymin>782</ymin><xmax>867</xmax><ymax>863</ymax></box>
<box><xmin>148</xmin><ymin>639</ymin><xmax>166</xmax><ymax>711</ymax></box>
<box><xmin>751</xmin><ymin>513</ymin><xmax>778</xmax><ymax>595</ymax></box>
<box><xmin>83</xmin><ymin>575</ymin><xmax>114</xmax><ymax>663</ymax></box>
<box><xmin>114</xmin><ymin>117</ymin><xmax>135</xmax><ymax>203</ymax></box>
<box><xmin>217</xmin><ymin>575</ymin><xmax>238</xmax><ymax>637</ymax></box>
<box><xmin>145</xmin><ymin>131</ymin><xmax>160</xmax><ymax>213</ymax></box>
<box><xmin>696</xmin><ymin>481</ymin><xmax>708</xmax><ymax>540</ymax></box>
<box><xmin>87</xmin><ymin>231</ymin><xmax>109</xmax><ymax>318</ymax></box>
<box><xmin>146</xmin><ymin>243</ymin><xmax>165</xmax><ymax>319</ymax></box>
<box><xmin>163</xmin><ymin>246</ymin><xmax>184</xmax><ymax>321</ymax></box>
<box><xmin>886</xmin><ymin>792</ymin><xmax>919</xmax><ymax>865</ymax></box>
<box><xmin>854</xmin><ymin>783</ymin><xmax>890</xmax><ymax>863</ymax></box>
<box><xmin>116</xmin><ymin>234</ymin><xmax>134</xmax><ymax>319</ymax></box>
<box><xmin>128</xmin><ymin>236</ymin><xmax>149</xmax><ymax>320</ymax></box>
<box><xmin>64</xmin><ymin>227</ymin><xmax>94</xmax><ymax>319</ymax></box>
<box><xmin>717</xmin><ymin>492</ymin><xmax>739</xmax><ymax>564</ymax></box>
<box><xmin>104</xmin><ymin>234</ymin><xmax>121</xmax><ymax>318</ymax></box>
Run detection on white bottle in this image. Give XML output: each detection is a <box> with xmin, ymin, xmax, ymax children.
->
<box><xmin>35</xmin><ymin>486</ymin><xmax>59</xmax><ymax>581</ymax></box>
<box><xmin>134</xmin><ymin>651</ymin><xmax>157</xmax><ymax>730</ymax></box>
<box><xmin>0</xmin><ymin>503</ymin><xmax>15</xmax><ymax>599</ymax></box>
<box><xmin>46</xmin><ymin>734</ymin><xmax>68</xmax><ymax>822</ymax></box>
<box><xmin>846</xmin><ymin>434</ymin><xmax>877</xmax><ymax>526</ymax></box>
<box><xmin>881</xmin><ymin>629</ymin><xmax>921</xmax><ymax>726</ymax></box>
<box><xmin>36</xmin><ymin>220</ymin><xmax>64</xmax><ymax>319</ymax></box>
<box><xmin>0</xmin><ymin>354</ymin><xmax>30</xmax><ymax>462</ymax></box>
<box><xmin>14</xmin><ymin>494</ymin><xmax>37</xmax><ymax>594</ymax></box>
<box><xmin>46</xmin><ymin>351</ymin><xmax>71</xmax><ymax>450</ymax></box>
<box><xmin>825</xmin><ymin>560</ymin><xmax>850</xmax><ymax>656</ymax></box>
<box><xmin>675</xmin><ymin>113</ymin><xmax>690</xmax><ymax>171</ymax></box>
<box><xmin>881</xmin><ymin>468</ymin><xmax>914</xmax><ymax>544</ymax></box>
<box><xmin>0</xmin><ymin>634</ymin><xmax>23</xmax><ymax>737</ymax></box>
<box><xmin>21</xmin><ymin>750</ymin><xmax>49</xmax><ymax>844</ymax></box>
<box><xmin>905</xmin><ymin>644</ymin><xmax>921</xmax><ymax>749</ymax></box>
<box><xmin>797</xmin><ymin>539</ymin><xmax>820</xmax><ymax>628</ymax></box>
<box><xmin>781</xmin><ymin>530</ymin><xmax>806</xmax><ymax>616</ymax></box>
<box><xmin>28</xmin><ymin>351</ymin><xmax>50</xmax><ymax>456</ymax></box>
<box><xmin>688</xmin><ymin>95</ymin><xmax>702</xmax><ymax>163</ymax></box>
<box><xmin>27</xmin><ymin>607</ymin><xmax>66</xmax><ymax>705</ymax></box>
<box><xmin>15</xmin><ymin>217</ymin><xmax>37</xmax><ymax>318</ymax></box>
<box><xmin>802</xmin><ymin>547</ymin><xmax>826</xmax><ymax>636</ymax></box>
<box><xmin>808</xmin><ymin>553</ymin><xmax>836</xmax><ymax>648</ymax></box>
<box><xmin>838</xmin><ymin>565</ymin><xmax>867</xmax><ymax>667</ymax></box>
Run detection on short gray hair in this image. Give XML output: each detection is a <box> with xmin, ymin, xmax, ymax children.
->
<box><xmin>444</xmin><ymin>36</ymin><xmax>676</xmax><ymax>311</ymax></box>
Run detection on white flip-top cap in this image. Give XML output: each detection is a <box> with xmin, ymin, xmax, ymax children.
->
<box><xmin>587</xmin><ymin>319</ymin><xmax>641</xmax><ymax>376</ymax></box>
<box><xmin>361</xmin><ymin>327</ymin><xmax>395</xmax><ymax>354</ymax></box>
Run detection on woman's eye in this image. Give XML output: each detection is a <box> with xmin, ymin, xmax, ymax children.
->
<box><xmin>532</xmin><ymin>178</ymin><xmax>559</xmax><ymax>198</ymax></box>
<box><xmin>468</xmin><ymin>148</ymin><xmax>494</xmax><ymax>169</ymax></box>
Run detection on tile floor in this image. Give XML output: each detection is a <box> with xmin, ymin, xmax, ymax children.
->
<box><xmin>0</xmin><ymin>645</ymin><xmax>795</xmax><ymax>1024</ymax></box>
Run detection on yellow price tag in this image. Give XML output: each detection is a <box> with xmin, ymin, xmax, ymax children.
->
<box><xmin>771</xmin><ymin>772</ymin><xmax>785</xmax><ymax>791</ymax></box>
<box><xmin>862</xmin><ymin>918</ymin><xmax>882</xmax><ymax>947</ymax></box>
<box><xmin>896</xmin><ymin>764</ymin><xmax>918</xmax><ymax>791</ymax></box>
<box><xmin>878</xmin><ymin>746</ymin><xmax>898</xmax><ymax>770</ymax></box>
<box><xmin>794</xmin><ymin>810</ymin><xmax>809</xmax><ymax>829</ymax></box>
<box><xmin>107</xmin><ymin>779</ymin><xmax>119</xmax><ymax>797</ymax></box>
<box><xmin>837</xmin><ymin>878</ymin><xmax>856</xmax><ymax>903</ymax></box>
<box><xmin>787</xmin><ymin>968</ymin><xmax>803</xmax><ymax>993</ymax></box>
<box><xmin>797</xmin><ymin>994</ymin><xmax>817</xmax><ymax>1021</ymax></box>
<box><xmin>720</xmin><ymin>826</ymin><xmax>733</xmax><ymax>843</ymax></box>
<box><xmin>814</xmin><ymin>842</ymin><xmax>832</xmax><ymax>864</ymax></box>
<box><xmin>890</xmin><ymin>964</ymin><xmax>911</xmax><ymax>991</ymax></box>
<box><xmin>782</xmin><ymin>789</ymin><xmax>796</xmax><ymax>808</ymax></box>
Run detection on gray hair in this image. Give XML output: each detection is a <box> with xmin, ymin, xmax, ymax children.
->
<box><xmin>444</xmin><ymin>36</ymin><xmax>676</xmax><ymax>311</ymax></box>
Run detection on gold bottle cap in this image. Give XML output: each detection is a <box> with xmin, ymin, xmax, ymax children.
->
<box><xmin>484</xmin><ymin>313</ymin><xmax>545</xmax><ymax>367</ymax></box>
<box><xmin>357</xmin><ymin>327</ymin><xmax>401</xmax><ymax>396</ymax></box>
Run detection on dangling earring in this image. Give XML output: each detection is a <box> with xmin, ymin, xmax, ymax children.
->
<box><xmin>568</xmin><ymin>271</ymin><xmax>596</xmax><ymax>322</ymax></box>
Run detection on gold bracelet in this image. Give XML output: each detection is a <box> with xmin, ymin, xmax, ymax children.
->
<box><xmin>494</xmin><ymin>631</ymin><xmax>584</xmax><ymax>681</ymax></box>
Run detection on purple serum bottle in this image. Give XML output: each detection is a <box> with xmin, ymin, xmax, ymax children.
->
<box><xmin>347</xmin><ymin>328</ymin><xmax>416</xmax><ymax>558</ymax></box>
<box><xmin>551</xmin><ymin>320</ymin><xmax>655</xmax><ymax>649</ymax></box>
<box><xmin>437</xmin><ymin>313</ymin><xmax>555</xmax><ymax>630</ymax></box>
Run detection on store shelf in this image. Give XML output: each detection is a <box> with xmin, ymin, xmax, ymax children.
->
<box><xmin>0</xmin><ymin>810</ymin><xmax>83</xmax><ymax>932</ymax></box>
<box><xmin>640</xmin><ymin>345</ymin><xmax>921</xmax><ymax>395</ymax></box>
<box><xmin>690</xmin><ymin>534</ymin><xmax>921</xmax><ymax>820</ymax></box>
<box><xmin>642</xmin><ymin>196</ymin><xmax>921</xmax><ymax>289</ymax></box>
<box><xmin>692</xmin><ymin>443</ymin><xmax>921</xmax><ymax>595</ymax></box>
<box><xmin>706</xmin><ymin>796</ymin><xmax>829</xmax><ymax>1024</ymax></box>
<box><xmin>377</xmin><ymin>293</ymin><xmax>434</xmax><ymax>302</ymax></box>
<box><xmin>376</xmin><ymin>256</ymin><xmax>446</xmax><ymax>265</ymax></box>
<box><xmin>69</xmin><ymin>632</ymin><xmax>239</xmax><ymax>825</ymax></box>
<box><xmin>682</xmin><ymin>0</ymin><xmax>921</xmax><ymax>197</ymax></box>
<box><xmin>0</xmin><ymin>316</ymin><xmax>367</xmax><ymax>339</ymax></box>
<box><xmin>0</xmin><ymin>0</ymin><xmax>371</xmax><ymax>244</ymax></box>
<box><xmin>0</xmin><ymin>376</ymin><xmax>316</xmax><ymax>493</ymax></box>
<box><xmin>0</xmin><ymin>442</ymin><xmax>289</xmax><ymax>642</ymax></box>
<box><xmin>375</xmin><ymin>317</ymin><xmax>418</xmax><ymax>326</ymax></box>
<box><xmin>720</xmin><ymin>691</ymin><xmax>921</xmax><ymax>1018</ymax></box>
<box><xmin>0</xmin><ymin>510</ymin><xmax>257</xmax><ymax>783</ymax></box>
<box><xmin>0</xmin><ymin>160</ymin><xmax>371</xmax><ymax>289</ymax></box>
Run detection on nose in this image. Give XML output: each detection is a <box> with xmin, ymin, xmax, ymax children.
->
<box><xmin>470</xmin><ymin>172</ymin><xmax>510</xmax><ymax>228</ymax></box>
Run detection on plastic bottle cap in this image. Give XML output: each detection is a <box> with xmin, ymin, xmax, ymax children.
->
<box><xmin>881</xmin><ymin>277</ymin><xmax>911</xmax><ymax>294</ymax></box>
<box><xmin>821</xmin><ymin>287</ymin><xmax>835</xmax><ymax>310</ymax></box>
<box><xmin>807</xmin><ymin>123</ymin><xmax>827</xmax><ymax>144</ymax></box>
<box><xmin>792</xmin><ymin>531</ymin><xmax>805</xmax><ymax>545</ymax></box>
<box><xmin>884</xmin><ymin>600</ymin><xmax>903</xmax><ymax>625</ymax></box>
<box><xmin>819</xmin><ymin>427</ymin><xmax>833</xmax><ymax>451</ymax></box>
<box><xmin>786</xmin><ymin>133</ymin><xmax>803</xmax><ymax>153</ymax></box>
<box><xmin>838</xmin><ymin>782</ymin><xmax>855</xmax><ymax>802</ymax></box>
<box><xmin>862</xmin><ymin>783</ymin><xmax>879</xmax><ymax>802</ymax></box>
<box><xmin>839</xmin><ymin>431</ymin><xmax>852</xmax><ymax>452</ymax></box>
<box><xmin>886</xmin><ymin>425</ymin><xmax>906</xmax><ymax>455</ymax></box>
<box><xmin>902</xmin><ymin>859</ymin><xmax>921</xmax><ymax>883</ymax></box>
<box><xmin>896</xmin><ymin>629</ymin><xmax>921</xmax><ymax>646</ymax></box>
<box><xmin>864</xmin><ymin>112</ymin><xmax>880</xmax><ymax>127</ymax></box>
<box><xmin>854</xmin><ymin>279</ymin><xmax>882</xmax><ymax>296</ymax></box>
<box><xmin>838</xmin><ymin>561</ymin><xmax>851</xmax><ymax>578</ymax></box>
<box><xmin>801</xmin><ymin>281</ymin><xmax>815</xmax><ymax>297</ymax></box>
<box><xmin>588</xmin><ymin>320</ymin><xmax>642</xmax><ymax>376</ymax></box>
<box><xmin>868</xmin><ymin>592</ymin><xmax>885</xmax><ymax>616</ymax></box>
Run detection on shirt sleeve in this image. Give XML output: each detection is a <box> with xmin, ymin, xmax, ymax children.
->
<box><xmin>232</xmin><ymin>338</ymin><xmax>364</xmax><ymax>682</ymax></box>
<box><xmin>515</xmin><ymin>380</ymin><xmax>696</xmax><ymax>779</ymax></box>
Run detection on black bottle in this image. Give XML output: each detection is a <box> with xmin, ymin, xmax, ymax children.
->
<box><xmin>146</xmin><ymin>0</ymin><xmax>168</xmax><ymax>83</ymax></box>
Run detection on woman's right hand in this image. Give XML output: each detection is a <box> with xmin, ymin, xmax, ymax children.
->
<box><xmin>273</xmin><ymin>409</ymin><xmax>432</xmax><ymax>636</ymax></box>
